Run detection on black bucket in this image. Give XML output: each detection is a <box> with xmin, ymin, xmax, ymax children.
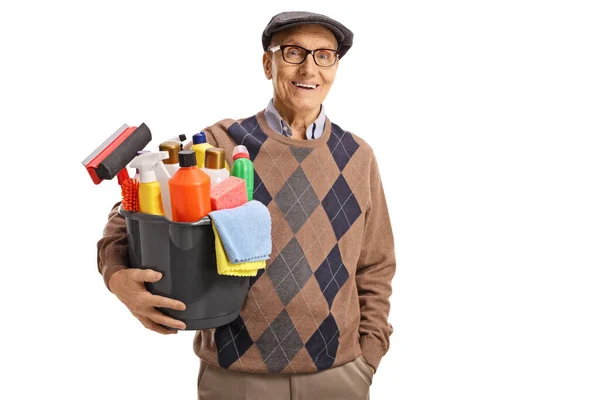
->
<box><xmin>119</xmin><ymin>207</ymin><xmax>249</xmax><ymax>330</ymax></box>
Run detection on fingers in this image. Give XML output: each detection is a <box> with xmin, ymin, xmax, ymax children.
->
<box><xmin>138</xmin><ymin>315</ymin><xmax>178</xmax><ymax>335</ymax></box>
<box><xmin>139</xmin><ymin>269</ymin><xmax>163</xmax><ymax>283</ymax></box>
<box><xmin>128</xmin><ymin>268</ymin><xmax>162</xmax><ymax>283</ymax></box>
<box><xmin>147</xmin><ymin>309</ymin><xmax>186</xmax><ymax>330</ymax></box>
<box><xmin>150</xmin><ymin>294</ymin><xmax>186</xmax><ymax>311</ymax></box>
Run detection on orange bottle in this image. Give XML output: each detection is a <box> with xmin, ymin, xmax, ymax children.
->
<box><xmin>169</xmin><ymin>150</ymin><xmax>212</xmax><ymax>222</ymax></box>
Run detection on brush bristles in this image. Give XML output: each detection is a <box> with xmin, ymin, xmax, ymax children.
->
<box><xmin>121</xmin><ymin>178</ymin><xmax>139</xmax><ymax>212</ymax></box>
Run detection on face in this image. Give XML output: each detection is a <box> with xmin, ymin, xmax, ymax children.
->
<box><xmin>263</xmin><ymin>24</ymin><xmax>339</xmax><ymax>114</ymax></box>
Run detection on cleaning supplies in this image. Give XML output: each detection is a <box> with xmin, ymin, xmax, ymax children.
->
<box><xmin>130</xmin><ymin>152</ymin><xmax>165</xmax><ymax>216</ymax></box>
<box><xmin>133</xmin><ymin>150</ymin><xmax>150</xmax><ymax>182</ymax></box>
<box><xmin>201</xmin><ymin>148</ymin><xmax>229</xmax><ymax>188</ymax></box>
<box><xmin>154</xmin><ymin>151</ymin><xmax>174</xmax><ymax>221</ymax></box>
<box><xmin>166</xmin><ymin>134</ymin><xmax>187</xmax><ymax>150</ymax></box>
<box><xmin>82</xmin><ymin>123</ymin><xmax>151</xmax><ymax>186</ymax></box>
<box><xmin>191</xmin><ymin>131</ymin><xmax>213</xmax><ymax>168</ymax></box>
<box><xmin>210</xmin><ymin>177</ymin><xmax>248</xmax><ymax>211</ymax></box>
<box><xmin>231</xmin><ymin>145</ymin><xmax>254</xmax><ymax>201</ymax></box>
<box><xmin>208</xmin><ymin>200</ymin><xmax>272</xmax><ymax>263</ymax></box>
<box><xmin>121</xmin><ymin>177</ymin><xmax>139</xmax><ymax>212</ymax></box>
<box><xmin>212</xmin><ymin>223</ymin><xmax>265</xmax><ymax>277</ymax></box>
<box><xmin>159</xmin><ymin>141</ymin><xmax>181</xmax><ymax>176</ymax></box>
<box><xmin>169</xmin><ymin>150</ymin><xmax>212</xmax><ymax>222</ymax></box>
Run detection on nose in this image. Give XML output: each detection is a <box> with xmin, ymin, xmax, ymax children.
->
<box><xmin>297</xmin><ymin>52</ymin><xmax>319</xmax><ymax>75</ymax></box>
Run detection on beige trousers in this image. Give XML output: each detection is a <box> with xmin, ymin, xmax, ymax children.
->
<box><xmin>197</xmin><ymin>356</ymin><xmax>373</xmax><ymax>400</ymax></box>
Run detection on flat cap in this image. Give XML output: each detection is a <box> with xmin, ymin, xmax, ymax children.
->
<box><xmin>262</xmin><ymin>11</ymin><xmax>353</xmax><ymax>59</ymax></box>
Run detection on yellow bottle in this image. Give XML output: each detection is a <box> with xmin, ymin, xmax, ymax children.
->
<box><xmin>130</xmin><ymin>152</ymin><xmax>165</xmax><ymax>216</ymax></box>
<box><xmin>191</xmin><ymin>132</ymin><xmax>214</xmax><ymax>169</ymax></box>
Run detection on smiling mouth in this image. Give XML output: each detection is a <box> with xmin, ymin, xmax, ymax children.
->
<box><xmin>292</xmin><ymin>81</ymin><xmax>319</xmax><ymax>90</ymax></box>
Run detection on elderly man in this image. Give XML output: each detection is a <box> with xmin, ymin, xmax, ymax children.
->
<box><xmin>98</xmin><ymin>11</ymin><xmax>395</xmax><ymax>400</ymax></box>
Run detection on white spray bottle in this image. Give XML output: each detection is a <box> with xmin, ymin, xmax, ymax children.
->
<box><xmin>129</xmin><ymin>152</ymin><xmax>165</xmax><ymax>216</ymax></box>
<box><xmin>154</xmin><ymin>151</ymin><xmax>175</xmax><ymax>221</ymax></box>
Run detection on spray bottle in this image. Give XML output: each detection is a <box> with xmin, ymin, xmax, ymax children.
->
<box><xmin>159</xmin><ymin>141</ymin><xmax>181</xmax><ymax>176</ymax></box>
<box><xmin>191</xmin><ymin>131</ymin><xmax>214</xmax><ymax>168</ymax></box>
<box><xmin>154</xmin><ymin>151</ymin><xmax>174</xmax><ymax>221</ymax></box>
<box><xmin>133</xmin><ymin>150</ymin><xmax>150</xmax><ymax>182</ymax></box>
<box><xmin>130</xmin><ymin>152</ymin><xmax>165</xmax><ymax>216</ymax></box>
<box><xmin>200</xmin><ymin>148</ymin><xmax>230</xmax><ymax>188</ymax></box>
<box><xmin>231</xmin><ymin>145</ymin><xmax>254</xmax><ymax>201</ymax></box>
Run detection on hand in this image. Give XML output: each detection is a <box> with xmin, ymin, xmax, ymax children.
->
<box><xmin>108</xmin><ymin>268</ymin><xmax>187</xmax><ymax>334</ymax></box>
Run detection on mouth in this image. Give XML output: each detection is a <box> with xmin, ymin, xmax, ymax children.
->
<box><xmin>291</xmin><ymin>81</ymin><xmax>320</xmax><ymax>91</ymax></box>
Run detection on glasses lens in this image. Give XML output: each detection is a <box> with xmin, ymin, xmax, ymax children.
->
<box><xmin>314</xmin><ymin>50</ymin><xmax>337</xmax><ymax>67</ymax></box>
<box><xmin>283</xmin><ymin>46</ymin><xmax>306</xmax><ymax>64</ymax></box>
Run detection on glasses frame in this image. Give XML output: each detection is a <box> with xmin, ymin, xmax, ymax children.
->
<box><xmin>269</xmin><ymin>44</ymin><xmax>340</xmax><ymax>68</ymax></box>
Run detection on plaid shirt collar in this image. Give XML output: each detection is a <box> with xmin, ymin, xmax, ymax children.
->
<box><xmin>264</xmin><ymin>98</ymin><xmax>326</xmax><ymax>140</ymax></box>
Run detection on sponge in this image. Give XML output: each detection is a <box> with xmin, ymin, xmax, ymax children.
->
<box><xmin>210</xmin><ymin>176</ymin><xmax>248</xmax><ymax>210</ymax></box>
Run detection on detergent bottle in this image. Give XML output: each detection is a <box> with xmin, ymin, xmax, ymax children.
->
<box><xmin>200</xmin><ymin>148</ymin><xmax>230</xmax><ymax>188</ymax></box>
<box><xmin>159</xmin><ymin>141</ymin><xmax>181</xmax><ymax>176</ymax></box>
<box><xmin>130</xmin><ymin>152</ymin><xmax>164</xmax><ymax>216</ymax></box>
<box><xmin>231</xmin><ymin>145</ymin><xmax>254</xmax><ymax>201</ymax></box>
<box><xmin>191</xmin><ymin>131</ymin><xmax>213</xmax><ymax>168</ymax></box>
<box><xmin>169</xmin><ymin>150</ymin><xmax>212</xmax><ymax>222</ymax></box>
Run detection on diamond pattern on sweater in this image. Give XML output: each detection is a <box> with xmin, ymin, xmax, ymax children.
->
<box><xmin>327</xmin><ymin>123</ymin><xmax>360</xmax><ymax>172</ymax></box>
<box><xmin>267</xmin><ymin>238</ymin><xmax>312</xmax><ymax>305</ymax></box>
<box><xmin>322</xmin><ymin>174</ymin><xmax>362</xmax><ymax>240</ymax></box>
<box><xmin>290</xmin><ymin>147</ymin><xmax>313</xmax><ymax>164</ymax></box>
<box><xmin>214</xmin><ymin>114</ymin><xmax>364</xmax><ymax>373</ymax></box>
<box><xmin>314</xmin><ymin>244</ymin><xmax>349</xmax><ymax>309</ymax></box>
<box><xmin>275</xmin><ymin>167</ymin><xmax>320</xmax><ymax>233</ymax></box>
<box><xmin>305</xmin><ymin>312</ymin><xmax>340</xmax><ymax>370</ymax></box>
<box><xmin>215</xmin><ymin>316</ymin><xmax>254</xmax><ymax>369</ymax></box>
<box><xmin>256</xmin><ymin>310</ymin><xmax>304</xmax><ymax>372</ymax></box>
<box><xmin>230</xmin><ymin>117</ymin><xmax>268</xmax><ymax>161</ymax></box>
<box><xmin>252</xmin><ymin>170</ymin><xmax>272</xmax><ymax>207</ymax></box>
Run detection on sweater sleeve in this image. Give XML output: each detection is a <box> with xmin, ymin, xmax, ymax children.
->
<box><xmin>97</xmin><ymin>201</ymin><xmax>130</xmax><ymax>292</ymax></box>
<box><xmin>356</xmin><ymin>151</ymin><xmax>396</xmax><ymax>372</ymax></box>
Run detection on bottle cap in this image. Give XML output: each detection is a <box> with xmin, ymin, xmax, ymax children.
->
<box><xmin>178</xmin><ymin>150</ymin><xmax>197</xmax><ymax>168</ymax></box>
<box><xmin>232</xmin><ymin>145</ymin><xmax>250</xmax><ymax>161</ymax></box>
<box><xmin>177</xmin><ymin>134</ymin><xmax>186</xmax><ymax>150</ymax></box>
<box><xmin>205</xmin><ymin>147</ymin><xmax>226</xmax><ymax>169</ymax></box>
<box><xmin>159</xmin><ymin>142</ymin><xmax>180</xmax><ymax>164</ymax></box>
<box><xmin>193</xmin><ymin>131</ymin><xmax>207</xmax><ymax>145</ymax></box>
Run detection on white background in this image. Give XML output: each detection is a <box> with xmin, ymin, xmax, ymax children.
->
<box><xmin>1</xmin><ymin>0</ymin><xmax>599</xmax><ymax>399</ymax></box>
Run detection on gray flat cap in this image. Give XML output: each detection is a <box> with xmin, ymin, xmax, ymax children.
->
<box><xmin>262</xmin><ymin>11</ymin><xmax>353</xmax><ymax>59</ymax></box>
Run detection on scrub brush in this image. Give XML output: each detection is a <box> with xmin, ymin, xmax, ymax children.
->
<box><xmin>121</xmin><ymin>177</ymin><xmax>139</xmax><ymax>212</ymax></box>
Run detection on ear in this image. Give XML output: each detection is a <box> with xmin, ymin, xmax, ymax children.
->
<box><xmin>263</xmin><ymin>52</ymin><xmax>272</xmax><ymax>80</ymax></box>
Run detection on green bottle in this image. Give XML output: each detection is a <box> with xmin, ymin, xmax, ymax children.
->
<box><xmin>231</xmin><ymin>145</ymin><xmax>254</xmax><ymax>201</ymax></box>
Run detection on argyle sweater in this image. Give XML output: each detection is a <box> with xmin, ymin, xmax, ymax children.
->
<box><xmin>97</xmin><ymin>109</ymin><xmax>396</xmax><ymax>374</ymax></box>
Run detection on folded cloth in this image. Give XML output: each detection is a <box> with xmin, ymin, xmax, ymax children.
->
<box><xmin>212</xmin><ymin>223</ymin><xmax>265</xmax><ymax>276</ymax></box>
<box><xmin>209</xmin><ymin>200</ymin><xmax>272</xmax><ymax>263</ymax></box>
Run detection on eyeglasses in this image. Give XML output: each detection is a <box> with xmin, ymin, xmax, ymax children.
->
<box><xmin>269</xmin><ymin>45</ymin><xmax>339</xmax><ymax>67</ymax></box>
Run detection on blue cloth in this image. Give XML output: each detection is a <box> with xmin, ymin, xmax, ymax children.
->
<box><xmin>209</xmin><ymin>200</ymin><xmax>272</xmax><ymax>263</ymax></box>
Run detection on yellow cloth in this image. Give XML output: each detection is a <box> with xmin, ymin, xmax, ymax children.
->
<box><xmin>212</xmin><ymin>223</ymin><xmax>265</xmax><ymax>276</ymax></box>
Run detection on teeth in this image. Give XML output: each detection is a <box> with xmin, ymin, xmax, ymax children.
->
<box><xmin>294</xmin><ymin>82</ymin><xmax>317</xmax><ymax>89</ymax></box>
